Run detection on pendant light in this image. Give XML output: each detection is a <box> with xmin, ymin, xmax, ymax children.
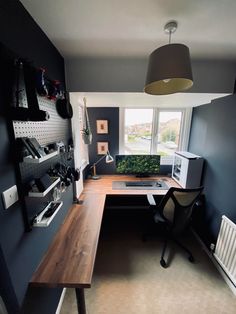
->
<box><xmin>144</xmin><ymin>21</ymin><xmax>193</xmax><ymax>95</ymax></box>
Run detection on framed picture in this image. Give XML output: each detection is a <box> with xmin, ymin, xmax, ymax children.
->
<box><xmin>97</xmin><ymin>142</ymin><xmax>108</xmax><ymax>155</ymax></box>
<box><xmin>96</xmin><ymin>120</ymin><xmax>108</xmax><ymax>134</ymax></box>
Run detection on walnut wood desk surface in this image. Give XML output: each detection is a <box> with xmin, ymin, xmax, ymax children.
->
<box><xmin>30</xmin><ymin>175</ymin><xmax>178</xmax><ymax>288</ymax></box>
<box><xmin>83</xmin><ymin>175</ymin><xmax>179</xmax><ymax>195</ymax></box>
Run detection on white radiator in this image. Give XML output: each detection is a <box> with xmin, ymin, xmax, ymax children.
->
<box><xmin>214</xmin><ymin>215</ymin><xmax>236</xmax><ymax>286</ymax></box>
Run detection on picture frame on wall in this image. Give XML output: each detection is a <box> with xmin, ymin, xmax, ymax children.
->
<box><xmin>96</xmin><ymin>120</ymin><xmax>108</xmax><ymax>134</ymax></box>
<box><xmin>97</xmin><ymin>142</ymin><xmax>108</xmax><ymax>155</ymax></box>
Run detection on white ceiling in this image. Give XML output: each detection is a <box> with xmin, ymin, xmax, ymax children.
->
<box><xmin>21</xmin><ymin>0</ymin><xmax>236</xmax><ymax>59</ymax></box>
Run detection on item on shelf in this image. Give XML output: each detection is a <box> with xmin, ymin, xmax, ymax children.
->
<box><xmin>47</xmin><ymin>163</ymin><xmax>79</xmax><ymax>186</ymax></box>
<box><xmin>47</xmin><ymin>80</ymin><xmax>61</xmax><ymax>100</ymax></box>
<box><xmin>26</xmin><ymin>179</ymin><xmax>38</xmax><ymax>193</ymax></box>
<box><xmin>28</xmin><ymin>177</ymin><xmax>60</xmax><ymax>198</ymax></box>
<box><xmin>43</xmin><ymin>202</ymin><xmax>61</xmax><ymax>218</ymax></box>
<box><xmin>26</xmin><ymin>137</ymin><xmax>46</xmax><ymax>158</ymax></box>
<box><xmin>47</xmin><ymin>142</ymin><xmax>57</xmax><ymax>153</ymax></box>
<box><xmin>59</xmin><ymin>181</ymin><xmax>66</xmax><ymax>193</ymax></box>
<box><xmin>72</xmin><ymin>168</ymin><xmax>80</xmax><ymax>181</ymax></box>
<box><xmin>35</xmin><ymin>67</ymin><xmax>48</xmax><ymax>96</ymax></box>
<box><xmin>17</xmin><ymin>137</ymin><xmax>47</xmax><ymax>159</ymax></box>
<box><xmin>52</xmin><ymin>186</ymin><xmax>61</xmax><ymax>201</ymax></box>
<box><xmin>9</xmin><ymin>59</ymin><xmax>50</xmax><ymax>121</ymax></box>
<box><xmin>32</xmin><ymin>201</ymin><xmax>63</xmax><ymax>227</ymax></box>
<box><xmin>56</xmin><ymin>141</ymin><xmax>65</xmax><ymax>153</ymax></box>
<box><xmin>31</xmin><ymin>181</ymin><xmax>39</xmax><ymax>192</ymax></box>
<box><xmin>66</xmin><ymin>139</ymin><xmax>74</xmax><ymax>160</ymax></box>
<box><xmin>35</xmin><ymin>174</ymin><xmax>53</xmax><ymax>192</ymax></box>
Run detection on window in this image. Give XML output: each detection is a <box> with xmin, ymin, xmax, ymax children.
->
<box><xmin>124</xmin><ymin>109</ymin><xmax>153</xmax><ymax>154</ymax></box>
<box><xmin>156</xmin><ymin>111</ymin><xmax>182</xmax><ymax>156</ymax></box>
<box><xmin>120</xmin><ymin>108</ymin><xmax>192</xmax><ymax>164</ymax></box>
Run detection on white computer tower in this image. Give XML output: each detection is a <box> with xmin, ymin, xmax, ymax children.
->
<box><xmin>172</xmin><ymin>151</ymin><xmax>204</xmax><ymax>188</ymax></box>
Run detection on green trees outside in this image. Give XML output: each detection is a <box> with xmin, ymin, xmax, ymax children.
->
<box><xmin>161</xmin><ymin>128</ymin><xmax>176</xmax><ymax>143</ymax></box>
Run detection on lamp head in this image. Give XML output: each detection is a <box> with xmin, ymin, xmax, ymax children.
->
<box><xmin>91</xmin><ymin>150</ymin><xmax>114</xmax><ymax>180</ymax></box>
<box><xmin>144</xmin><ymin>20</ymin><xmax>193</xmax><ymax>95</ymax></box>
<box><xmin>105</xmin><ymin>150</ymin><xmax>114</xmax><ymax>163</ymax></box>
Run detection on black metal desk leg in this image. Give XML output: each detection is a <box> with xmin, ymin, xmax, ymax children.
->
<box><xmin>75</xmin><ymin>288</ymin><xmax>86</xmax><ymax>314</ymax></box>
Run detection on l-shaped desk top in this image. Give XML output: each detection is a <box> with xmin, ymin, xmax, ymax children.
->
<box><xmin>82</xmin><ymin>175</ymin><xmax>178</xmax><ymax>195</ymax></box>
<box><xmin>30</xmin><ymin>175</ymin><xmax>180</xmax><ymax>311</ymax></box>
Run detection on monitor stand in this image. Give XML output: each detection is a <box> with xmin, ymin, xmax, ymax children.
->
<box><xmin>135</xmin><ymin>174</ymin><xmax>150</xmax><ymax>178</ymax></box>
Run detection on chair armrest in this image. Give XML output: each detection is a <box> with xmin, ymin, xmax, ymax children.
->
<box><xmin>147</xmin><ymin>194</ymin><xmax>156</xmax><ymax>206</ymax></box>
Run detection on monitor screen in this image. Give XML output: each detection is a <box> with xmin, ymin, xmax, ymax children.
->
<box><xmin>115</xmin><ymin>155</ymin><xmax>160</xmax><ymax>176</ymax></box>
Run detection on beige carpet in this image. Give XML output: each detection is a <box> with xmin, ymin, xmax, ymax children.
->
<box><xmin>60</xmin><ymin>231</ymin><xmax>236</xmax><ymax>314</ymax></box>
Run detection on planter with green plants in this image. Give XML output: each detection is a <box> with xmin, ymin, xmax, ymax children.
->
<box><xmin>81</xmin><ymin>97</ymin><xmax>92</xmax><ymax>145</ymax></box>
<box><xmin>81</xmin><ymin>127</ymin><xmax>92</xmax><ymax>144</ymax></box>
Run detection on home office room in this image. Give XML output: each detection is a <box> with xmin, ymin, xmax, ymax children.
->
<box><xmin>0</xmin><ymin>1</ymin><xmax>236</xmax><ymax>314</ymax></box>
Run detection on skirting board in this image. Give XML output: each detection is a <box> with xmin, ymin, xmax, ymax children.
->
<box><xmin>55</xmin><ymin>288</ymin><xmax>66</xmax><ymax>314</ymax></box>
<box><xmin>191</xmin><ymin>228</ymin><xmax>236</xmax><ymax>296</ymax></box>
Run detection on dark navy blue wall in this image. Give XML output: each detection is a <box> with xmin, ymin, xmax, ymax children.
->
<box><xmin>188</xmin><ymin>94</ymin><xmax>236</xmax><ymax>246</ymax></box>
<box><xmin>0</xmin><ymin>247</ymin><xmax>19</xmax><ymax>313</ymax></box>
<box><xmin>0</xmin><ymin>0</ymin><xmax>65</xmax><ymax>83</ymax></box>
<box><xmin>87</xmin><ymin>107</ymin><xmax>119</xmax><ymax>175</ymax></box>
<box><xmin>0</xmin><ymin>1</ymin><xmax>71</xmax><ymax>313</ymax></box>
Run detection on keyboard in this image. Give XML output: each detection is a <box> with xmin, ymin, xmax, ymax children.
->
<box><xmin>125</xmin><ymin>181</ymin><xmax>162</xmax><ymax>187</ymax></box>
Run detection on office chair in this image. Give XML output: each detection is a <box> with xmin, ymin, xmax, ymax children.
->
<box><xmin>148</xmin><ymin>186</ymin><xmax>203</xmax><ymax>268</ymax></box>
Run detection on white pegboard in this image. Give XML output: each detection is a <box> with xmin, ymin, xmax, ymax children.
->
<box><xmin>12</xmin><ymin>94</ymin><xmax>72</xmax><ymax>200</ymax></box>
<box><xmin>13</xmin><ymin>96</ymin><xmax>71</xmax><ymax>145</ymax></box>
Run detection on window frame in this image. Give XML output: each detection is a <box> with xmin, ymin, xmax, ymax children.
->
<box><xmin>119</xmin><ymin>107</ymin><xmax>192</xmax><ymax>164</ymax></box>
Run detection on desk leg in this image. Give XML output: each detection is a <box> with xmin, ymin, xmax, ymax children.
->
<box><xmin>75</xmin><ymin>288</ymin><xmax>86</xmax><ymax>314</ymax></box>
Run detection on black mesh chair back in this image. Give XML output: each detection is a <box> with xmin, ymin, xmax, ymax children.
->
<box><xmin>153</xmin><ymin>186</ymin><xmax>203</xmax><ymax>267</ymax></box>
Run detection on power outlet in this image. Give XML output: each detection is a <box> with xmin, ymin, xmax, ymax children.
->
<box><xmin>2</xmin><ymin>185</ymin><xmax>19</xmax><ymax>209</ymax></box>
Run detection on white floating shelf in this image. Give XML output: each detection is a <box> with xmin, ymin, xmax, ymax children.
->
<box><xmin>23</xmin><ymin>151</ymin><xmax>58</xmax><ymax>164</ymax></box>
<box><xmin>33</xmin><ymin>201</ymin><xmax>63</xmax><ymax>227</ymax></box>
<box><xmin>28</xmin><ymin>177</ymin><xmax>60</xmax><ymax>197</ymax></box>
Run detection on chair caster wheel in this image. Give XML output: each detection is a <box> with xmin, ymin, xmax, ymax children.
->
<box><xmin>160</xmin><ymin>259</ymin><xmax>167</xmax><ymax>268</ymax></box>
<box><xmin>188</xmin><ymin>255</ymin><xmax>194</xmax><ymax>263</ymax></box>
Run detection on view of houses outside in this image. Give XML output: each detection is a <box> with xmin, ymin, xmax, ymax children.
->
<box><xmin>124</xmin><ymin>109</ymin><xmax>182</xmax><ymax>155</ymax></box>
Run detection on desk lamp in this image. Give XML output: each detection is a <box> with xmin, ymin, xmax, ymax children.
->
<box><xmin>91</xmin><ymin>150</ymin><xmax>114</xmax><ymax>180</ymax></box>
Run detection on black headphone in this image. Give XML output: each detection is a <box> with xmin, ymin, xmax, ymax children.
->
<box><xmin>56</xmin><ymin>93</ymin><xmax>73</xmax><ymax>119</ymax></box>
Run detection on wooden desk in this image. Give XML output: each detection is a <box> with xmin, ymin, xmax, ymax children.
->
<box><xmin>30</xmin><ymin>175</ymin><xmax>179</xmax><ymax>313</ymax></box>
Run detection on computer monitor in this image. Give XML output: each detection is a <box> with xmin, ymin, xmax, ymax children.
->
<box><xmin>115</xmin><ymin>155</ymin><xmax>161</xmax><ymax>177</ymax></box>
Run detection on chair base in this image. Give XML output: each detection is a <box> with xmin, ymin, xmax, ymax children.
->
<box><xmin>160</xmin><ymin>258</ymin><xmax>168</xmax><ymax>268</ymax></box>
<box><xmin>160</xmin><ymin>236</ymin><xmax>195</xmax><ymax>268</ymax></box>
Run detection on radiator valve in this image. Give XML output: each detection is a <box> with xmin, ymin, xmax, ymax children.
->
<box><xmin>210</xmin><ymin>243</ymin><xmax>215</xmax><ymax>252</ymax></box>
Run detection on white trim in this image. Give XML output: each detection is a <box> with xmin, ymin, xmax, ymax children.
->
<box><xmin>55</xmin><ymin>288</ymin><xmax>67</xmax><ymax>314</ymax></box>
<box><xmin>151</xmin><ymin>108</ymin><xmax>159</xmax><ymax>154</ymax></box>
<box><xmin>192</xmin><ymin>229</ymin><xmax>236</xmax><ymax>296</ymax></box>
<box><xmin>119</xmin><ymin>108</ymin><xmax>125</xmax><ymax>154</ymax></box>
<box><xmin>180</xmin><ymin>107</ymin><xmax>193</xmax><ymax>151</ymax></box>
